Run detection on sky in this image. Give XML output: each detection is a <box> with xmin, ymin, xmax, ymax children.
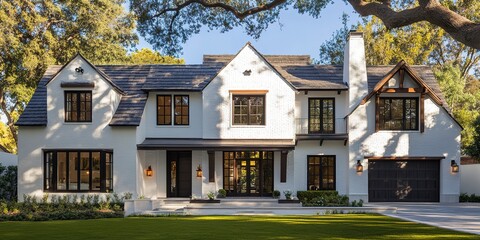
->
<box><xmin>133</xmin><ymin>2</ymin><xmax>361</xmax><ymax>64</ymax></box>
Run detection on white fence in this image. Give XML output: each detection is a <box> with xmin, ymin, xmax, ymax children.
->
<box><xmin>461</xmin><ymin>164</ymin><xmax>480</xmax><ymax>195</ymax></box>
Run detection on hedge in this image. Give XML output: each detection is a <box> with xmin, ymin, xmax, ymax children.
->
<box><xmin>297</xmin><ymin>191</ymin><xmax>351</xmax><ymax>207</ymax></box>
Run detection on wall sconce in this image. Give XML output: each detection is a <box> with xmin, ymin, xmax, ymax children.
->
<box><xmin>356</xmin><ymin>160</ymin><xmax>364</xmax><ymax>175</ymax></box>
<box><xmin>196</xmin><ymin>165</ymin><xmax>203</xmax><ymax>178</ymax></box>
<box><xmin>75</xmin><ymin>67</ymin><xmax>84</xmax><ymax>74</ymax></box>
<box><xmin>451</xmin><ymin>160</ymin><xmax>459</xmax><ymax>174</ymax></box>
<box><xmin>145</xmin><ymin>165</ymin><xmax>153</xmax><ymax>177</ymax></box>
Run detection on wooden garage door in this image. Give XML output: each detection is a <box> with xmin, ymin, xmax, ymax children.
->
<box><xmin>368</xmin><ymin>160</ymin><xmax>440</xmax><ymax>202</ymax></box>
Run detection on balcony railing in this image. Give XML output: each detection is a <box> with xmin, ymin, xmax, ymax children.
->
<box><xmin>295</xmin><ymin>118</ymin><xmax>347</xmax><ymax>135</ymax></box>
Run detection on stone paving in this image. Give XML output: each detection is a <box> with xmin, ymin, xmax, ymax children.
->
<box><xmin>367</xmin><ymin>202</ymin><xmax>480</xmax><ymax>235</ymax></box>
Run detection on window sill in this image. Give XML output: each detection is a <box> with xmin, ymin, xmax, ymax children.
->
<box><xmin>230</xmin><ymin>125</ymin><xmax>266</xmax><ymax>128</ymax></box>
<box><xmin>63</xmin><ymin>122</ymin><xmax>93</xmax><ymax>125</ymax></box>
<box><xmin>156</xmin><ymin>125</ymin><xmax>190</xmax><ymax>128</ymax></box>
<box><xmin>377</xmin><ymin>130</ymin><xmax>420</xmax><ymax>133</ymax></box>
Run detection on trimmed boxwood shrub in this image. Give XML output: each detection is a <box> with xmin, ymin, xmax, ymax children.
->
<box><xmin>297</xmin><ymin>191</ymin><xmax>350</xmax><ymax>207</ymax></box>
<box><xmin>460</xmin><ymin>193</ymin><xmax>480</xmax><ymax>202</ymax></box>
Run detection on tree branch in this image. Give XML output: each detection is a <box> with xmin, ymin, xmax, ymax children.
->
<box><xmin>347</xmin><ymin>0</ymin><xmax>480</xmax><ymax>49</ymax></box>
<box><xmin>0</xmin><ymin>143</ymin><xmax>10</xmax><ymax>153</ymax></box>
<box><xmin>155</xmin><ymin>0</ymin><xmax>287</xmax><ymax>20</ymax></box>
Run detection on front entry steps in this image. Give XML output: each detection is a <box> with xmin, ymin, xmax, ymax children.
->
<box><xmin>124</xmin><ymin>198</ymin><xmax>397</xmax><ymax>216</ymax></box>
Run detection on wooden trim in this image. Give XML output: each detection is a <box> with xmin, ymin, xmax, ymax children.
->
<box><xmin>156</xmin><ymin>95</ymin><xmax>172</xmax><ymax>125</ymax></box>
<box><xmin>420</xmin><ymin>93</ymin><xmax>425</xmax><ymax>133</ymax></box>
<box><xmin>280</xmin><ymin>151</ymin><xmax>287</xmax><ymax>183</ymax></box>
<box><xmin>60</xmin><ymin>82</ymin><xmax>95</xmax><ymax>88</ymax></box>
<box><xmin>380</xmin><ymin>88</ymin><xmax>423</xmax><ymax>93</ymax></box>
<box><xmin>375</xmin><ymin>94</ymin><xmax>380</xmax><ymax>132</ymax></box>
<box><xmin>399</xmin><ymin>69</ymin><xmax>405</xmax><ymax>88</ymax></box>
<box><xmin>208</xmin><ymin>151</ymin><xmax>215</xmax><ymax>182</ymax></box>
<box><xmin>229</xmin><ymin>90</ymin><xmax>268</xmax><ymax>94</ymax></box>
<box><xmin>361</xmin><ymin>60</ymin><xmax>406</xmax><ymax>105</ymax></box>
<box><xmin>364</xmin><ymin>156</ymin><xmax>445</xmax><ymax>160</ymax></box>
<box><xmin>173</xmin><ymin>95</ymin><xmax>189</xmax><ymax>126</ymax></box>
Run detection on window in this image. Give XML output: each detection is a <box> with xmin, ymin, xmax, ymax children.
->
<box><xmin>307</xmin><ymin>156</ymin><xmax>335</xmax><ymax>190</ymax></box>
<box><xmin>174</xmin><ymin>95</ymin><xmax>189</xmax><ymax>125</ymax></box>
<box><xmin>65</xmin><ymin>91</ymin><xmax>92</xmax><ymax>122</ymax></box>
<box><xmin>379</xmin><ymin>97</ymin><xmax>418</xmax><ymax>130</ymax></box>
<box><xmin>232</xmin><ymin>95</ymin><xmax>265</xmax><ymax>125</ymax></box>
<box><xmin>157</xmin><ymin>95</ymin><xmax>172</xmax><ymax>125</ymax></box>
<box><xmin>308</xmin><ymin>98</ymin><xmax>335</xmax><ymax>133</ymax></box>
<box><xmin>157</xmin><ymin>95</ymin><xmax>189</xmax><ymax>125</ymax></box>
<box><xmin>44</xmin><ymin>150</ymin><xmax>113</xmax><ymax>192</ymax></box>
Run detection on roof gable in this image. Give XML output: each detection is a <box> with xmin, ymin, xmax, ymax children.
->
<box><xmin>361</xmin><ymin>60</ymin><xmax>442</xmax><ymax>105</ymax></box>
<box><xmin>202</xmin><ymin>42</ymin><xmax>297</xmax><ymax>92</ymax></box>
<box><xmin>46</xmin><ymin>53</ymin><xmax>126</xmax><ymax>95</ymax></box>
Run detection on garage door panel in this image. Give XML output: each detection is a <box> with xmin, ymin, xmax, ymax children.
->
<box><xmin>368</xmin><ymin>160</ymin><xmax>440</xmax><ymax>202</ymax></box>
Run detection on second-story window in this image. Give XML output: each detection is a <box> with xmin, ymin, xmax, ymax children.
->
<box><xmin>65</xmin><ymin>91</ymin><xmax>92</xmax><ymax>122</ymax></box>
<box><xmin>308</xmin><ymin>98</ymin><xmax>334</xmax><ymax>133</ymax></box>
<box><xmin>379</xmin><ymin>97</ymin><xmax>418</xmax><ymax>130</ymax></box>
<box><xmin>157</xmin><ymin>95</ymin><xmax>189</xmax><ymax>126</ymax></box>
<box><xmin>232</xmin><ymin>95</ymin><xmax>265</xmax><ymax>125</ymax></box>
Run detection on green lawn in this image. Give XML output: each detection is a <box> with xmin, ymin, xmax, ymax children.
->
<box><xmin>0</xmin><ymin>215</ymin><xmax>477</xmax><ymax>239</ymax></box>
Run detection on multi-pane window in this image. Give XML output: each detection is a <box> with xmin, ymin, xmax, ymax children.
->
<box><xmin>157</xmin><ymin>95</ymin><xmax>172</xmax><ymax>125</ymax></box>
<box><xmin>232</xmin><ymin>95</ymin><xmax>265</xmax><ymax>125</ymax></box>
<box><xmin>174</xmin><ymin>95</ymin><xmax>189</xmax><ymax>125</ymax></box>
<box><xmin>309</xmin><ymin>98</ymin><xmax>334</xmax><ymax>133</ymax></box>
<box><xmin>307</xmin><ymin>156</ymin><xmax>335</xmax><ymax>190</ymax></box>
<box><xmin>44</xmin><ymin>150</ymin><xmax>113</xmax><ymax>192</ymax></box>
<box><xmin>157</xmin><ymin>95</ymin><xmax>189</xmax><ymax>125</ymax></box>
<box><xmin>65</xmin><ymin>91</ymin><xmax>92</xmax><ymax>122</ymax></box>
<box><xmin>379</xmin><ymin>98</ymin><xmax>418</xmax><ymax>130</ymax></box>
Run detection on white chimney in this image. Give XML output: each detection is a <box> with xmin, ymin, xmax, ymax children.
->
<box><xmin>343</xmin><ymin>30</ymin><xmax>368</xmax><ymax>111</ymax></box>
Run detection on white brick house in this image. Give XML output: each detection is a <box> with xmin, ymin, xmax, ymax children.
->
<box><xmin>16</xmin><ymin>32</ymin><xmax>461</xmax><ymax>203</ymax></box>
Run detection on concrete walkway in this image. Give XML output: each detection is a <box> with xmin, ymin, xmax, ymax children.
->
<box><xmin>366</xmin><ymin>203</ymin><xmax>480</xmax><ymax>235</ymax></box>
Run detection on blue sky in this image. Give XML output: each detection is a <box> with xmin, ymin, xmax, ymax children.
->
<box><xmin>133</xmin><ymin>2</ymin><xmax>361</xmax><ymax>64</ymax></box>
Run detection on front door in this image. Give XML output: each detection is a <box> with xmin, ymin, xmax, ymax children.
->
<box><xmin>224</xmin><ymin>151</ymin><xmax>273</xmax><ymax>196</ymax></box>
<box><xmin>167</xmin><ymin>151</ymin><xmax>192</xmax><ymax>198</ymax></box>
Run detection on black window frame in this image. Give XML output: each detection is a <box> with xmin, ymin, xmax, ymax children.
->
<box><xmin>232</xmin><ymin>95</ymin><xmax>265</xmax><ymax>125</ymax></box>
<box><xmin>308</xmin><ymin>98</ymin><xmax>335</xmax><ymax>134</ymax></box>
<box><xmin>379</xmin><ymin>97</ymin><xmax>419</xmax><ymax>131</ymax></box>
<box><xmin>307</xmin><ymin>155</ymin><xmax>336</xmax><ymax>191</ymax></box>
<box><xmin>157</xmin><ymin>95</ymin><xmax>172</xmax><ymax>125</ymax></box>
<box><xmin>64</xmin><ymin>91</ymin><xmax>92</xmax><ymax>122</ymax></box>
<box><xmin>156</xmin><ymin>94</ymin><xmax>190</xmax><ymax>126</ymax></box>
<box><xmin>43</xmin><ymin>149</ymin><xmax>113</xmax><ymax>193</ymax></box>
<box><xmin>174</xmin><ymin>95</ymin><xmax>189</xmax><ymax>125</ymax></box>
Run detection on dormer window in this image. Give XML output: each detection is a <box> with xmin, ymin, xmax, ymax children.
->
<box><xmin>379</xmin><ymin>97</ymin><xmax>418</xmax><ymax>130</ymax></box>
<box><xmin>65</xmin><ymin>91</ymin><xmax>92</xmax><ymax>122</ymax></box>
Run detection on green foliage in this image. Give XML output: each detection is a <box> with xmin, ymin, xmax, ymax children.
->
<box><xmin>317</xmin><ymin>13</ymin><xmax>351</xmax><ymax>65</ymax></box>
<box><xmin>272</xmin><ymin>190</ymin><xmax>280</xmax><ymax>199</ymax></box>
<box><xmin>0</xmin><ymin>193</ymin><xmax>127</xmax><ymax>221</ymax></box>
<box><xmin>465</xmin><ymin>116</ymin><xmax>480</xmax><ymax>159</ymax></box>
<box><xmin>0</xmin><ymin>163</ymin><xmax>17</xmax><ymax>201</ymax></box>
<box><xmin>217</xmin><ymin>189</ymin><xmax>227</xmax><ymax>198</ymax></box>
<box><xmin>459</xmin><ymin>193</ymin><xmax>480</xmax><ymax>202</ymax></box>
<box><xmin>297</xmin><ymin>191</ymin><xmax>350</xmax><ymax>207</ymax></box>
<box><xmin>127</xmin><ymin>48</ymin><xmax>185</xmax><ymax>64</ymax></box>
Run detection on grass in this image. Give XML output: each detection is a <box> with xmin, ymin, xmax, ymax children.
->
<box><xmin>0</xmin><ymin>214</ymin><xmax>477</xmax><ymax>239</ymax></box>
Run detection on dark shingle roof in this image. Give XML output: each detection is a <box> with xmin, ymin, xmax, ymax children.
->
<box><xmin>141</xmin><ymin>65</ymin><xmax>224</xmax><ymax>91</ymax></box>
<box><xmin>203</xmin><ymin>55</ymin><xmax>311</xmax><ymax>65</ymax></box>
<box><xmin>273</xmin><ymin>65</ymin><xmax>347</xmax><ymax>90</ymax></box>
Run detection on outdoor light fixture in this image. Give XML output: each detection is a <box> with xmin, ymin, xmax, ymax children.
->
<box><xmin>75</xmin><ymin>67</ymin><xmax>84</xmax><ymax>74</ymax></box>
<box><xmin>145</xmin><ymin>165</ymin><xmax>153</xmax><ymax>177</ymax></box>
<box><xmin>196</xmin><ymin>165</ymin><xmax>203</xmax><ymax>178</ymax></box>
<box><xmin>356</xmin><ymin>160</ymin><xmax>364</xmax><ymax>175</ymax></box>
<box><xmin>451</xmin><ymin>160</ymin><xmax>459</xmax><ymax>174</ymax></box>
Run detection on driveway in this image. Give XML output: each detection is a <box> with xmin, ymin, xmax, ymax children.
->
<box><xmin>366</xmin><ymin>203</ymin><xmax>480</xmax><ymax>235</ymax></box>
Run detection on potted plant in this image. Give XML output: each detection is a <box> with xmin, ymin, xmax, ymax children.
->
<box><xmin>278</xmin><ymin>190</ymin><xmax>301</xmax><ymax>204</ymax></box>
<box><xmin>189</xmin><ymin>191</ymin><xmax>220</xmax><ymax>203</ymax></box>
<box><xmin>217</xmin><ymin>189</ymin><xmax>227</xmax><ymax>198</ymax></box>
<box><xmin>283</xmin><ymin>190</ymin><xmax>292</xmax><ymax>200</ymax></box>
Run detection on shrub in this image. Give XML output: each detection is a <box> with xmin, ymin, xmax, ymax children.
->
<box><xmin>217</xmin><ymin>189</ymin><xmax>227</xmax><ymax>198</ymax></box>
<box><xmin>297</xmin><ymin>191</ymin><xmax>350</xmax><ymax>207</ymax></box>
<box><xmin>0</xmin><ymin>163</ymin><xmax>17</xmax><ymax>201</ymax></box>
<box><xmin>272</xmin><ymin>190</ymin><xmax>280</xmax><ymax>199</ymax></box>
<box><xmin>460</xmin><ymin>193</ymin><xmax>480</xmax><ymax>202</ymax></box>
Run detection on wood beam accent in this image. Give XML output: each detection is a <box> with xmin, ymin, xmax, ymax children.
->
<box><xmin>319</xmin><ymin>139</ymin><xmax>324</xmax><ymax>146</ymax></box>
<box><xmin>380</xmin><ymin>87</ymin><xmax>423</xmax><ymax>93</ymax></box>
<box><xmin>60</xmin><ymin>82</ymin><xmax>95</xmax><ymax>88</ymax></box>
<box><xmin>364</xmin><ymin>156</ymin><xmax>445</xmax><ymax>160</ymax></box>
<box><xmin>375</xmin><ymin>94</ymin><xmax>380</xmax><ymax>132</ymax></box>
<box><xmin>207</xmin><ymin>151</ymin><xmax>215</xmax><ymax>182</ymax></box>
<box><xmin>420</xmin><ymin>93</ymin><xmax>425</xmax><ymax>133</ymax></box>
<box><xmin>229</xmin><ymin>90</ymin><xmax>268</xmax><ymax>94</ymax></box>
<box><xmin>399</xmin><ymin>69</ymin><xmax>405</xmax><ymax>88</ymax></box>
<box><xmin>280</xmin><ymin>151</ymin><xmax>288</xmax><ymax>183</ymax></box>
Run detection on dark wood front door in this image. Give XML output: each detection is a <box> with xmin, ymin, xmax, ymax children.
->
<box><xmin>368</xmin><ymin>160</ymin><xmax>440</xmax><ymax>202</ymax></box>
<box><xmin>167</xmin><ymin>151</ymin><xmax>192</xmax><ymax>198</ymax></box>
